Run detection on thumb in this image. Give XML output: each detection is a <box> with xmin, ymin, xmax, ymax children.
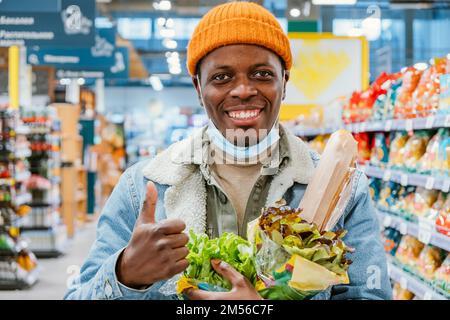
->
<box><xmin>138</xmin><ymin>181</ymin><xmax>158</xmax><ymax>225</ymax></box>
<box><xmin>211</xmin><ymin>259</ymin><xmax>244</xmax><ymax>288</ymax></box>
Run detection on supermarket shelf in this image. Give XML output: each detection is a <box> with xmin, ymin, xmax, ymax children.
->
<box><xmin>388</xmin><ymin>260</ymin><xmax>448</xmax><ymax>300</ymax></box>
<box><xmin>376</xmin><ymin>209</ymin><xmax>450</xmax><ymax>252</ymax></box>
<box><xmin>13</xmin><ymin>192</ymin><xmax>32</xmax><ymax>206</ymax></box>
<box><xmin>363</xmin><ymin>164</ymin><xmax>450</xmax><ymax>192</ymax></box>
<box><xmin>0</xmin><ymin>266</ymin><xmax>39</xmax><ymax>290</ymax></box>
<box><xmin>32</xmin><ymin>249</ymin><xmax>65</xmax><ymax>258</ymax></box>
<box><xmin>294</xmin><ymin>114</ymin><xmax>450</xmax><ymax>137</ymax></box>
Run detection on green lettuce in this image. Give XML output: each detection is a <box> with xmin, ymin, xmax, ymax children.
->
<box><xmin>183</xmin><ymin>230</ymin><xmax>257</xmax><ymax>290</ymax></box>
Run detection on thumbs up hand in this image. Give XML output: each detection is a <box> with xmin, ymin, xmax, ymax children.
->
<box><xmin>116</xmin><ymin>181</ymin><xmax>190</xmax><ymax>289</ymax></box>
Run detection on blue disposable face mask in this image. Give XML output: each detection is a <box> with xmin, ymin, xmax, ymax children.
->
<box><xmin>198</xmin><ymin>72</ymin><xmax>285</xmax><ymax>162</ymax></box>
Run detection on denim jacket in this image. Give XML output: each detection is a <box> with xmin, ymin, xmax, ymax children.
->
<box><xmin>64</xmin><ymin>126</ymin><xmax>392</xmax><ymax>300</ymax></box>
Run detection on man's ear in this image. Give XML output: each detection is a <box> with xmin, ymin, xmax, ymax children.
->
<box><xmin>282</xmin><ymin>70</ymin><xmax>290</xmax><ymax>101</ymax></box>
<box><xmin>192</xmin><ymin>75</ymin><xmax>204</xmax><ymax>107</ymax></box>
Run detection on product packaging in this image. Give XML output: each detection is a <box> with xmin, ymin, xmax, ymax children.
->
<box><xmin>433</xmin><ymin>253</ymin><xmax>450</xmax><ymax>293</ymax></box>
<box><xmin>416</xmin><ymin>245</ymin><xmax>445</xmax><ymax>280</ymax></box>
<box><xmin>436</xmin><ymin>195</ymin><xmax>450</xmax><ymax>237</ymax></box>
<box><xmin>418</xmin><ymin>129</ymin><xmax>446</xmax><ymax>175</ymax></box>
<box><xmin>395</xmin><ymin>235</ymin><xmax>425</xmax><ymax>268</ymax></box>
<box><xmin>393</xmin><ymin>67</ymin><xmax>423</xmax><ymax>119</ymax></box>
<box><xmin>401</xmin><ymin>131</ymin><xmax>432</xmax><ymax>172</ymax></box>
<box><xmin>411</xmin><ymin>188</ymin><xmax>439</xmax><ymax>218</ymax></box>
<box><xmin>370</xmin><ymin>132</ymin><xmax>390</xmax><ymax>167</ymax></box>
<box><xmin>381</xmin><ymin>227</ymin><xmax>402</xmax><ymax>256</ymax></box>
<box><xmin>353</xmin><ymin>132</ymin><xmax>372</xmax><ymax>164</ymax></box>
<box><xmin>388</xmin><ymin>131</ymin><xmax>410</xmax><ymax>168</ymax></box>
<box><xmin>392</xmin><ymin>282</ymin><xmax>415</xmax><ymax>300</ymax></box>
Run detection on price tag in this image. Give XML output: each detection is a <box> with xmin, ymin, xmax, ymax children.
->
<box><xmin>425</xmin><ymin>116</ymin><xmax>435</xmax><ymax>129</ymax></box>
<box><xmin>418</xmin><ymin>218</ymin><xmax>433</xmax><ymax>244</ymax></box>
<box><xmin>383</xmin><ymin>215</ymin><xmax>392</xmax><ymax>227</ymax></box>
<box><xmin>385</xmin><ymin>120</ymin><xmax>393</xmax><ymax>131</ymax></box>
<box><xmin>383</xmin><ymin>170</ymin><xmax>392</xmax><ymax>181</ymax></box>
<box><xmin>445</xmin><ymin>114</ymin><xmax>450</xmax><ymax>127</ymax></box>
<box><xmin>400</xmin><ymin>174</ymin><xmax>409</xmax><ymax>186</ymax></box>
<box><xmin>405</xmin><ymin>119</ymin><xmax>414</xmax><ymax>132</ymax></box>
<box><xmin>442</xmin><ymin>179</ymin><xmax>450</xmax><ymax>193</ymax></box>
<box><xmin>400</xmin><ymin>277</ymin><xmax>408</xmax><ymax>290</ymax></box>
<box><xmin>399</xmin><ymin>222</ymin><xmax>408</xmax><ymax>235</ymax></box>
<box><xmin>423</xmin><ymin>291</ymin><xmax>433</xmax><ymax>300</ymax></box>
<box><xmin>425</xmin><ymin>177</ymin><xmax>435</xmax><ymax>190</ymax></box>
<box><xmin>361</xmin><ymin>122</ymin><xmax>368</xmax><ymax>132</ymax></box>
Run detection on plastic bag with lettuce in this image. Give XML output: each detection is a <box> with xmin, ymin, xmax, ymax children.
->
<box><xmin>177</xmin><ymin>130</ymin><xmax>358</xmax><ymax>299</ymax></box>
<box><xmin>248</xmin><ymin>129</ymin><xmax>359</xmax><ymax>299</ymax></box>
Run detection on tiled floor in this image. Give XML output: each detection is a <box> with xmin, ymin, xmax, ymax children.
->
<box><xmin>0</xmin><ymin>221</ymin><xmax>97</xmax><ymax>300</ymax></box>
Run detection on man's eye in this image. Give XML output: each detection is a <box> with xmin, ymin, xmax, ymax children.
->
<box><xmin>254</xmin><ymin>71</ymin><xmax>273</xmax><ymax>78</ymax></box>
<box><xmin>212</xmin><ymin>74</ymin><xmax>231</xmax><ymax>81</ymax></box>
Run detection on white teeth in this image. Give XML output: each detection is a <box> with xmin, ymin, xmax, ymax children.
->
<box><xmin>229</xmin><ymin>110</ymin><xmax>260</xmax><ymax>119</ymax></box>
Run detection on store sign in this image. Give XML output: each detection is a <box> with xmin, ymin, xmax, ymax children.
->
<box><xmin>280</xmin><ymin>33</ymin><xmax>369</xmax><ymax>121</ymax></box>
<box><xmin>0</xmin><ymin>0</ymin><xmax>60</xmax><ymax>13</ymax></box>
<box><xmin>0</xmin><ymin>0</ymin><xmax>95</xmax><ymax>47</ymax></box>
<box><xmin>55</xmin><ymin>47</ymin><xmax>129</xmax><ymax>79</ymax></box>
<box><xmin>27</xmin><ymin>29</ymin><xmax>116</xmax><ymax>67</ymax></box>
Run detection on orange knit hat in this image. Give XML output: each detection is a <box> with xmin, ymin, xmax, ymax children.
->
<box><xmin>186</xmin><ymin>1</ymin><xmax>292</xmax><ymax>76</ymax></box>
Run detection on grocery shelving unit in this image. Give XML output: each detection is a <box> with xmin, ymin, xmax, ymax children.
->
<box><xmin>19</xmin><ymin>107</ymin><xmax>67</xmax><ymax>258</ymax></box>
<box><xmin>387</xmin><ymin>257</ymin><xmax>448</xmax><ymax>300</ymax></box>
<box><xmin>0</xmin><ymin>108</ymin><xmax>39</xmax><ymax>289</ymax></box>
<box><xmin>293</xmin><ymin>109</ymin><xmax>449</xmax><ymax>301</ymax></box>
<box><xmin>294</xmin><ymin>114</ymin><xmax>450</xmax><ymax>137</ymax></box>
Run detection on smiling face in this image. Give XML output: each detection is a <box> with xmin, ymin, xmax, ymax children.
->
<box><xmin>193</xmin><ymin>44</ymin><xmax>289</xmax><ymax>143</ymax></box>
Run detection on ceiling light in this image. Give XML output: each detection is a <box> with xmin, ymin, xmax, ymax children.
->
<box><xmin>77</xmin><ymin>78</ymin><xmax>85</xmax><ymax>86</ymax></box>
<box><xmin>312</xmin><ymin>0</ymin><xmax>357</xmax><ymax>5</ymax></box>
<box><xmin>162</xmin><ymin>39</ymin><xmax>177</xmax><ymax>49</ymax></box>
<box><xmin>157</xmin><ymin>17</ymin><xmax>166</xmax><ymax>27</ymax></box>
<box><xmin>159</xmin><ymin>28</ymin><xmax>175</xmax><ymax>38</ymax></box>
<box><xmin>165</xmin><ymin>18</ymin><xmax>174</xmax><ymax>28</ymax></box>
<box><xmin>149</xmin><ymin>75</ymin><xmax>164</xmax><ymax>91</ymax></box>
<box><xmin>153</xmin><ymin>1</ymin><xmax>171</xmax><ymax>11</ymax></box>
<box><xmin>289</xmin><ymin>8</ymin><xmax>301</xmax><ymax>18</ymax></box>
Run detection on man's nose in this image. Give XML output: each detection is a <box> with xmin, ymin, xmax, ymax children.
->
<box><xmin>230</xmin><ymin>80</ymin><xmax>257</xmax><ymax>100</ymax></box>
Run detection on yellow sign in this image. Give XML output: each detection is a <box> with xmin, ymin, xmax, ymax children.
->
<box><xmin>282</xmin><ymin>33</ymin><xmax>369</xmax><ymax>120</ymax></box>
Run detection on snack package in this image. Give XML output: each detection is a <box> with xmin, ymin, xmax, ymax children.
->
<box><xmin>386</xmin><ymin>79</ymin><xmax>403</xmax><ymax>119</ymax></box>
<box><xmin>392</xmin><ymin>282</ymin><xmax>415</xmax><ymax>300</ymax></box>
<box><xmin>433</xmin><ymin>253</ymin><xmax>450</xmax><ymax>293</ymax></box>
<box><xmin>372</xmin><ymin>73</ymin><xmax>402</xmax><ymax>121</ymax></box>
<box><xmin>393</xmin><ymin>67</ymin><xmax>423</xmax><ymax>119</ymax></box>
<box><xmin>418</xmin><ymin>129</ymin><xmax>446</xmax><ymax>175</ymax></box>
<box><xmin>381</xmin><ymin>227</ymin><xmax>402</xmax><ymax>256</ymax></box>
<box><xmin>424</xmin><ymin>192</ymin><xmax>447</xmax><ymax>223</ymax></box>
<box><xmin>394</xmin><ymin>185</ymin><xmax>417</xmax><ymax>218</ymax></box>
<box><xmin>416</xmin><ymin>245</ymin><xmax>445</xmax><ymax>281</ymax></box>
<box><xmin>413</xmin><ymin>58</ymin><xmax>448</xmax><ymax>117</ymax></box>
<box><xmin>395</xmin><ymin>235</ymin><xmax>425</xmax><ymax>268</ymax></box>
<box><xmin>388</xmin><ymin>131</ymin><xmax>410</xmax><ymax>168</ymax></box>
<box><xmin>353</xmin><ymin>132</ymin><xmax>372</xmax><ymax>164</ymax></box>
<box><xmin>411</xmin><ymin>187</ymin><xmax>439</xmax><ymax>218</ymax></box>
<box><xmin>436</xmin><ymin>195</ymin><xmax>450</xmax><ymax>237</ymax></box>
<box><xmin>247</xmin><ymin>201</ymin><xmax>353</xmax><ymax>300</ymax></box>
<box><xmin>299</xmin><ymin>130</ymin><xmax>358</xmax><ymax>231</ymax></box>
<box><xmin>176</xmin><ymin>231</ymin><xmax>257</xmax><ymax>296</ymax></box>
<box><xmin>401</xmin><ymin>131</ymin><xmax>432</xmax><ymax>172</ymax></box>
<box><xmin>370</xmin><ymin>132</ymin><xmax>390</xmax><ymax>167</ymax></box>
<box><xmin>378</xmin><ymin>181</ymin><xmax>402</xmax><ymax>211</ymax></box>
<box><xmin>368</xmin><ymin>178</ymin><xmax>382</xmax><ymax>203</ymax></box>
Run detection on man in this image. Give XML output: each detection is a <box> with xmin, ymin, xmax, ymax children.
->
<box><xmin>65</xmin><ymin>2</ymin><xmax>392</xmax><ymax>300</ymax></box>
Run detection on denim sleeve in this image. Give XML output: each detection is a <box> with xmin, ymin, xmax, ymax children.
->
<box><xmin>330</xmin><ymin>170</ymin><xmax>393</xmax><ymax>300</ymax></box>
<box><xmin>63</xmin><ymin>164</ymin><xmax>167</xmax><ymax>300</ymax></box>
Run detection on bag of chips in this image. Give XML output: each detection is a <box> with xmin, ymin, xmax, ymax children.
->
<box><xmin>417</xmin><ymin>245</ymin><xmax>445</xmax><ymax>281</ymax></box>
<box><xmin>388</xmin><ymin>131</ymin><xmax>410</xmax><ymax>169</ymax></box>
<box><xmin>402</xmin><ymin>131</ymin><xmax>432</xmax><ymax>172</ymax></box>
<box><xmin>433</xmin><ymin>253</ymin><xmax>450</xmax><ymax>293</ymax></box>
<box><xmin>370</xmin><ymin>132</ymin><xmax>390</xmax><ymax>167</ymax></box>
<box><xmin>395</xmin><ymin>235</ymin><xmax>425</xmax><ymax>269</ymax></box>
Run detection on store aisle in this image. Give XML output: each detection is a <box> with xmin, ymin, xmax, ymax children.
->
<box><xmin>0</xmin><ymin>221</ymin><xmax>97</xmax><ymax>300</ymax></box>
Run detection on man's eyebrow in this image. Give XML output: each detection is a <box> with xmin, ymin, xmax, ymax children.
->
<box><xmin>210</xmin><ymin>62</ymin><xmax>274</xmax><ymax>70</ymax></box>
